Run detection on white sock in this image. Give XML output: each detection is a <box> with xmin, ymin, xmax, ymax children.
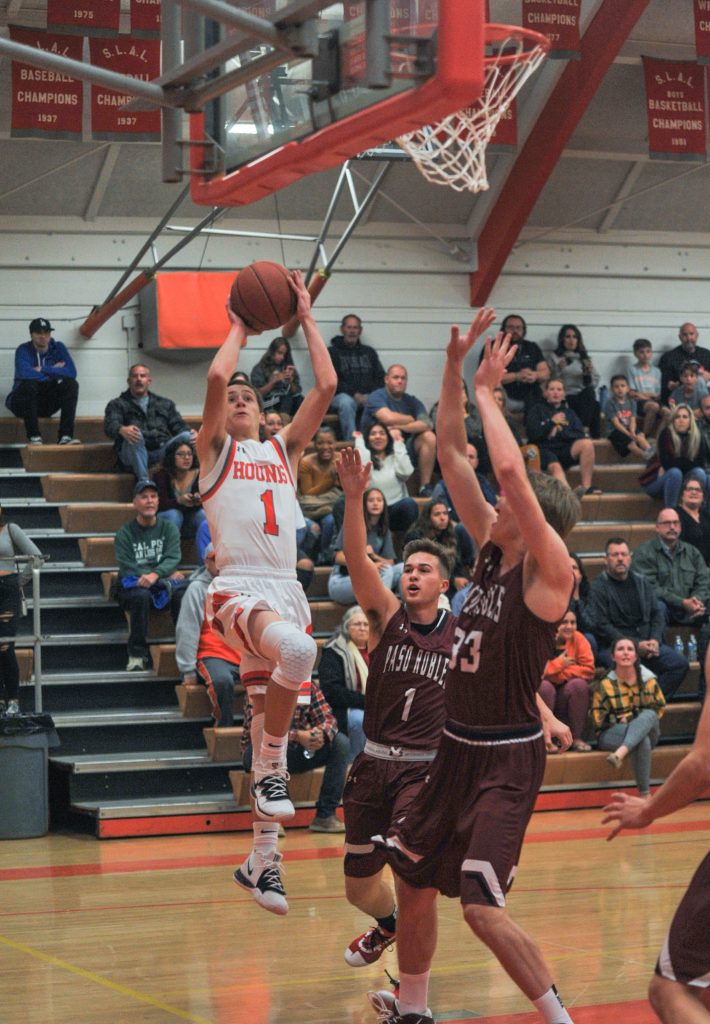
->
<box><xmin>533</xmin><ymin>985</ymin><xmax>573</xmax><ymax>1023</ymax></box>
<box><xmin>256</xmin><ymin>729</ymin><xmax>287</xmax><ymax>775</ymax></box>
<box><xmin>252</xmin><ymin>822</ymin><xmax>279</xmax><ymax>861</ymax></box>
<box><xmin>250</xmin><ymin>712</ymin><xmax>265</xmax><ymax>768</ymax></box>
<box><xmin>398</xmin><ymin>971</ymin><xmax>430</xmax><ymax>1016</ymax></box>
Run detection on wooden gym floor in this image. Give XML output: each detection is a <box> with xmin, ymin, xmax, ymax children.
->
<box><xmin>1</xmin><ymin>804</ymin><xmax>709</xmax><ymax>1024</ymax></box>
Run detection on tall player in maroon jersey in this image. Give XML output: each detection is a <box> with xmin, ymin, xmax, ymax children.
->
<box><xmin>335</xmin><ymin>445</ymin><xmax>457</xmax><ymax>972</ymax></box>
<box><xmin>372</xmin><ymin>313</ymin><xmax>581</xmax><ymax>1024</ymax></box>
<box><xmin>603</xmin><ymin>656</ymin><xmax>710</xmax><ymax>1024</ymax></box>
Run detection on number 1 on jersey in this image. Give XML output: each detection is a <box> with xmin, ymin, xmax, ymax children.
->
<box><xmin>401</xmin><ymin>687</ymin><xmax>416</xmax><ymax>722</ymax></box>
<box><xmin>260</xmin><ymin>489</ymin><xmax>279</xmax><ymax>536</ymax></box>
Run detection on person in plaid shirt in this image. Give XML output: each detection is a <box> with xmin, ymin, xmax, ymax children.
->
<box><xmin>242</xmin><ymin>681</ymin><xmax>350</xmax><ymax>833</ymax></box>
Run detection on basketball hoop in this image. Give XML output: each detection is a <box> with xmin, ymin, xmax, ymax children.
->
<box><xmin>396</xmin><ymin>24</ymin><xmax>550</xmax><ymax>194</ymax></box>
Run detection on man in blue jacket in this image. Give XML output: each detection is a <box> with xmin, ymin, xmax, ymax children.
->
<box><xmin>6</xmin><ymin>317</ymin><xmax>80</xmax><ymax>445</ymax></box>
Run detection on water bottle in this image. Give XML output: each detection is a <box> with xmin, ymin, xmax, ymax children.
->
<box><xmin>674</xmin><ymin>634</ymin><xmax>685</xmax><ymax>656</ymax></box>
<box><xmin>687</xmin><ymin>635</ymin><xmax>698</xmax><ymax>662</ymax></box>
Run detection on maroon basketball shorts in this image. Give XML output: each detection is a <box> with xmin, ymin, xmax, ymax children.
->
<box><xmin>656</xmin><ymin>851</ymin><xmax>710</xmax><ymax>988</ymax></box>
<box><xmin>378</xmin><ymin>721</ymin><xmax>546</xmax><ymax>905</ymax></box>
<box><xmin>343</xmin><ymin>751</ymin><xmax>434</xmax><ymax>879</ymax></box>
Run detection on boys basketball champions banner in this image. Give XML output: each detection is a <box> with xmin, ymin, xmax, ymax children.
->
<box><xmin>695</xmin><ymin>0</ymin><xmax>710</xmax><ymax>64</ymax></box>
<box><xmin>9</xmin><ymin>27</ymin><xmax>83</xmax><ymax>139</ymax></box>
<box><xmin>642</xmin><ymin>57</ymin><xmax>707</xmax><ymax>161</ymax></box>
<box><xmin>89</xmin><ymin>38</ymin><xmax>161</xmax><ymax>140</ymax></box>
<box><xmin>47</xmin><ymin>0</ymin><xmax>120</xmax><ymax>35</ymax></box>
<box><xmin>522</xmin><ymin>0</ymin><xmax>581</xmax><ymax>59</ymax></box>
<box><xmin>130</xmin><ymin>0</ymin><xmax>161</xmax><ymax>38</ymax></box>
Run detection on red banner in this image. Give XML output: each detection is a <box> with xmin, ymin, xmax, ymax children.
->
<box><xmin>694</xmin><ymin>0</ymin><xmax>710</xmax><ymax>64</ymax></box>
<box><xmin>10</xmin><ymin>27</ymin><xmax>83</xmax><ymax>139</ymax></box>
<box><xmin>490</xmin><ymin>96</ymin><xmax>517</xmax><ymax>148</ymax></box>
<box><xmin>47</xmin><ymin>0</ymin><xmax>120</xmax><ymax>36</ymax></box>
<box><xmin>642</xmin><ymin>57</ymin><xmax>706</xmax><ymax>161</ymax></box>
<box><xmin>522</xmin><ymin>0</ymin><xmax>581</xmax><ymax>59</ymax></box>
<box><xmin>130</xmin><ymin>0</ymin><xmax>161</xmax><ymax>38</ymax></box>
<box><xmin>89</xmin><ymin>38</ymin><xmax>161</xmax><ymax>141</ymax></box>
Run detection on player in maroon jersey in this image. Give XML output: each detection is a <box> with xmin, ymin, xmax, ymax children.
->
<box><xmin>336</xmin><ymin>445</ymin><xmax>457</xmax><ymax>972</ymax></box>
<box><xmin>371</xmin><ymin>311</ymin><xmax>580</xmax><ymax>1024</ymax></box>
<box><xmin>603</xmin><ymin>653</ymin><xmax>710</xmax><ymax>1024</ymax></box>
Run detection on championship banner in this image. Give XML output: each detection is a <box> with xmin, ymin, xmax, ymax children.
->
<box><xmin>522</xmin><ymin>0</ymin><xmax>581</xmax><ymax>59</ymax></box>
<box><xmin>10</xmin><ymin>27</ymin><xmax>83</xmax><ymax>139</ymax></box>
<box><xmin>47</xmin><ymin>0</ymin><xmax>120</xmax><ymax>36</ymax></box>
<box><xmin>341</xmin><ymin>2</ymin><xmax>366</xmax><ymax>87</ymax></box>
<box><xmin>694</xmin><ymin>0</ymin><xmax>710</xmax><ymax>65</ymax></box>
<box><xmin>489</xmin><ymin>96</ymin><xmax>517</xmax><ymax>148</ymax></box>
<box><xmin>89</xmin><ymin>38</ymin><xmax>161</xmax><ymax>141</ymax></box>
<box><xmin>642</xmin><ymin>57</ymin><xmax>706</xmax><ymax>161</ymax></box>
<box><xmin>130</xmin><ymin>0</ymin><xmax>161</xmax><ymax>38</ymax></box>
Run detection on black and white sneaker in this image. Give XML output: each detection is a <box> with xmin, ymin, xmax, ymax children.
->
<box><xmin>234</xmin><ymin>851</ymin><xmax>288</xmax><ymax>916</ymax></box>
<box><xmin>251</xmin><ymin>771</ymin><xmax>295</xmax><ymax>821</ymax></box>
<box><xmin>367</xmin><ymin>991</ymin><xmax>432</xmax><ymax>1024</ymax></box>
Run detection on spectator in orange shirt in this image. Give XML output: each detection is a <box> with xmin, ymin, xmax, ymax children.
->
<box><xmin>538</xmin><ymin>609</ymin><xmax>594</xmax><ymax>752</ymax></box>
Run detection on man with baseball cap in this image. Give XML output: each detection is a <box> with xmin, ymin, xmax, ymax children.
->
<box><xmin>5</xmin><ymin>318</ymin><xmax>80</xmax><ymax>445</ymax></box>
<box><xmin>113</xmin><ymin>479</ymin><xmax>184</xmax><ymax>671</ymax></box>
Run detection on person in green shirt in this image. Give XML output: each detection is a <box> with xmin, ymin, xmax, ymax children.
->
<box><xmin>114</xmin><ymin>479</ymin><xmax>183</xmax><ymax>671</ymax></box>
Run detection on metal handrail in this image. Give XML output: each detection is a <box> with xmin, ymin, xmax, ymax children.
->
<box><xmin>14</xmin><ymin>555</ymin><xmax>45</xmax><ymax>714</ymax></box>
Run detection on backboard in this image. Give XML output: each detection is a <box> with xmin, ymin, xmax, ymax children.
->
<box><xmin>189</xmin><ymin>0</ymin><xmax>484</xmax><ymax>207</ymax></box>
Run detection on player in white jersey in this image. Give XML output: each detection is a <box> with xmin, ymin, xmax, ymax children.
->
<box><xmin>197</xmin><ymin>270</ymin><xmax>336</xmax><ymax>915</ymax></box>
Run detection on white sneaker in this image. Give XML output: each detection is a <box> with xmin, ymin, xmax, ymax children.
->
<box><xmin>234</xmin><ymin>851</ymin><xmax>288</xmax><ymax>915</ymax></box>
<box><xmin>251</xmin><ymin>771</ymin><xmax>295</xmax><ymax>821</ymax></box>
<box><xmin>126</xmin><ymin>656</ymin><xmax>146</xmax><ymax>671</ymax></box>
<box><xmin>6</xmin><ymin>699</ymin><xmax>20</xmax><ymax>716</ymax></box>
<box><xmin>28</xmin><ymin>436</ymin><xmax>43</xmax><ymax>445</ymax></box>
<box><xmin>58</xmin><ymin>436</ymin><xmax>81</xmax><ymax>445</ymax></box>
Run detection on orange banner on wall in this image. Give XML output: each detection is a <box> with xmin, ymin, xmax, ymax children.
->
<box><xmin>152</xmin><ymin>272</ymin><xmax>237</xmax><ymax>349</ymax></box>
<box><xmin>643</xmin><ymin>56</ymin><xmax>707</xmax><ymax>161</ymax></box>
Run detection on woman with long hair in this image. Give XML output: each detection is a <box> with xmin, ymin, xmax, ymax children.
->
<box><xmin>328</xmin><ymin>488</ymin><xmax>399</xmax><ymax>605</ymax></box>
<box><xmin>592</xmin><ymin>636</ymin><xmax>665</xmax><ymax>796</ymax></box>
<box><xmin>0</xmin><ymin>507</ymin><xmax>42</xmax><ymax>715</ymax></box>
<box><xmin>404</xmin><ymin>498</ymin><xmax>473</xmax><ymax>597</ymax></box>
<box><xmin>297</xmin><ymin>425</ymin><xmax>341</xmax><ymax>556</ymax></box>
<box><xmin>353</xmin><ymin>422</ymin><xmax>418</xmax><ymax>532</ymax></box>
<box><xmin>640</xmin><ymin>403</ymin><xmax>707</xmax><ymax>509</ymax></box>
<box><xmin>676</xmin><ymin>475</ymin><xmax>710</xmax><ymax>564</ymax></box>
<box><xmin>250</xmin><ymin>336</ymin><xmax>303</xmax><ymax>415</ymax></box>
<box><xmin>153</xmin><ymin>441</ymin><xmax>207</xmax><ymax>538</ymax></box>
<box><xmin>318</xmin><ymin>605</ymin><xmax>369</xmax><ymax>760</ymax></box>
<box><xmin>551</xmin><ymin>324</ymin><xmax>601</xmax><ymax>437</ymax></box>
<box><xmin>539</xmin><ymin>609</ymin><xmax>594</xmax><ymax>752</ymax></box>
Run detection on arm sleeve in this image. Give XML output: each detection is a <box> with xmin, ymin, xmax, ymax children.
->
<box><xmin>45</xmin><ymin>342</ymin><xmax>77</xmax><ymax>379</ymax></box>
<box><xmin>103</xmin><ymin>398</ymin><xmax>124</xmax><ymax>441</ymax></box>
<box><xmin>166</xmin><ymin>400</ymin><xmax>189</xmax><ymax>436</ymax></box>
<box><xmin>586</xmin><ymin>583</ymin><xmax>624</xmax><ymax>645</ymax></box>
<box><xmin>354</xmin><ymin>435</ymin><xmax>372</xmax><ymax>465</ymax></box>
<box><xmin>13</xmin><ymin>345</ymin><xmax>38</xmax><ymax>382</ymax></box>
<box><xmin>318</xmin><ymin>649</ymin><xmax>366</xmax><ymax>711</ymax></box>
<box><xmin>392</xmin><ymin>440</ymin><xmax>414</xmax><ymax>478</ymax></box>
<box><xmin>114</xmin><ymin>526</ymin><xmax>141</xmax><ymax>577</ymax></box>
<box><xmin>524</xmin><ymin>403</ymin><xmax>551</xmax><ymax>444</ymax></box>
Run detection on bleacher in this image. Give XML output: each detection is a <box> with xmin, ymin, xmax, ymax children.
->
<box><xmin>1</xmin><ymin>415</ymin><xmax>700</xmax><ymax>838</ymax></box>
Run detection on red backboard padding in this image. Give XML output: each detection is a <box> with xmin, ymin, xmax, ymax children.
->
<box><xmin>154</xmin><ymin>271</ymin><xmax>235</xmax><ymax>348</ymax></box>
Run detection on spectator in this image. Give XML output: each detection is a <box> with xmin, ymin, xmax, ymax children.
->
<box><xmin>659</xmin><ymin>322</ymin><xmax>710</xmax><ymax>404</ymax></box>
<box><xmin>0</xmin><ymin>507</ymin><xmax>43</xmax><ymax>716</ymax></box>
<box><xmin>104</xmin><ymin>363</ymin><xmax>196</xmax><ymax>482</ymax></box>
<box><xmin>297</xmin><ymin>425</ymin><xmax>341</xmax><ymax>557</ymax></box>
<box><xmin>430</xmin><ymin>379</ymin><xmax>490</xmax><ymax>473</ymax></box>
<box><xmin>627</xmin><ymin>337</ymin><xmax>666</xmax><ymax>438</ymax></box>
<box><xmin>250</xmin><ymin>336</ymin><xmax>303</xmax><ymax>416</ymax></box>
<box><xmin>486</xmin><ymin>312</ymin><xmax>549</xmax><ymax>411</ymax></box>
<box><xmin>241</xmin><ymin>682</ymin><xmax>350</xmax><ymax>833</ymax></box>
<box><xmin>353</xmin><ymin>423</ymin><xmax>418</xmax><ymax>532</ymax></box>
<box><xmin>604</xmin><ymin>374</ymin><xmax>654</xmax><ymax>460</ymax></box>
<box><xmin>404</xmin><ymin>499</ymin><xmax>473</xmax><ymax>598</ymax></box>
<box><xmin>492</xmin><ymin>384</ymin><xmax>542</xmax><ymax>470</ymax></box>
<box><xmin>264</xmin><ymin>410</ymin><xmax>285</xmax><ymax>438</ymax></box>
<box><xmin>526</xmin><ymin>378</ymin><xmax>600</xmax><ymax>495</ymax></box>
<box><xmin>592</xmin><ymin>637</ymin><xmax>665</xmax><ymax>796</ymax></box>
<box><xmin>668</xmin><ymin>361</ymin><xmax>708</xmax><ymax>413</ymax></box>
<box><xmin>328</xmin><ymin>314</ymin><xmax>385</xmax><ymax>440</ymax></box>
<box><xmin>492</xmin><ymin>385</ymin><xmax>525</xmax><ymax>444</ymax></box>
<box><xmin>569</xmin><ymin>551</ymin><xmax>595</xmax><ymax>653</ymax></box>
<box><xmin>318</xmin><ymin>605</ymin><xmax>369</xmax><ymax>760</ymax></box>
<box><xmin>550</xmin><ymin>324</ymin><xmax>601</xmax><ymax>438</ymax></box>
<box><xmin>586</xmin><ymin>537</ymin><xmax>687</xmax><ymax>698</ymax></box>
<box><xmin>632</xmin><ymin>508</ymin><xmax>710</xmax><ymax>630</ymax></box>
<box><xmin>640</xmin><ymin>404</ymin><xmax>708</xmax><ymax>509</ymax></box>
<box><xmin>432</xmin><ymin>442</ymin><xmax>496</xmax><ymax>516</ymax></box>
<box><xmin>114</xmin><ymin>480</ymin><xmax>184</xmax><ymax>671</ymax></box>
<box><xmin>677</xmin><ymin>477</ymin><xmax>710</xmax><ymax>565</ymax></box>
<box><xmin>152</xmin><ymin>441</ymin><xmax>206</xmax><ymax>539</ymax></box>
<box><xmin>538</xmin><ymin>609</ymin><xmax>594</xmax><ymax>752</ymax></box>
<box><xmin>361</xmin><ymin>364</ymin><xmax>437</xmax><ymax>497</ymax></box>
<box><xmin>6</xmin><ymin>317</ymin><xmax>80</xmax><ymax>445</ymax></box>
<box><xmin>328</xmin><ymin>488</ymin><xmax>399</xmax><ymax>605</ymax></box>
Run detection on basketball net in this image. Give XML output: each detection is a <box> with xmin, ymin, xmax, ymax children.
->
<box><xmin>397</xmin><ymin>25</ymin><xmax>550</xmax><ymax>194</ymax></box>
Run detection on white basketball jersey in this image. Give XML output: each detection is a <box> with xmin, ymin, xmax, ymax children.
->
<box><xmin>199</xmin><ymin>433</ymin><xmax>298</xmax><ymax>573</ymax></box>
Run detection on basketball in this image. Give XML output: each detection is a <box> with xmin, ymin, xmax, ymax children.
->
<box><xmin>229</xmin><ymin>261</ymin><xmax>297</xmax><ymax>332</ymax></box>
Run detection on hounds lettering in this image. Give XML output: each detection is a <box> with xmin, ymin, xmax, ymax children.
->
<box><xmin>232</xmin><ymin>461</ymin><xmax>289</xmax><ymax>484</ymax></box>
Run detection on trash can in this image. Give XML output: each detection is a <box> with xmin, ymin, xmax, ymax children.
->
<box><xmin>0</xmin><ymin>714</ymin><xmax>60</xmax><ymax>839</ymax></box>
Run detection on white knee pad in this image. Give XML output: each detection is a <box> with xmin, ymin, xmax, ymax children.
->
<box><xmin>260</xmin><ymin>620</ymin><xmax>317</xmax><ymax>691</ymax></box>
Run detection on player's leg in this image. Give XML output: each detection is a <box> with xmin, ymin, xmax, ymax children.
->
<box><xmin>649</xmin><ymin>976</ymin><xmax>710</xmax><ymax>1023</ymax></box>
<box><xmin>344</xmin><ymin>873</ymin><xmax>397</xmax><ymax>966</ymax></box>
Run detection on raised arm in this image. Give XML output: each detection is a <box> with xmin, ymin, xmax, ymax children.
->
<box><xmin>336</xmin><ymin>447</ymin><xmax>400</xmax><ymax>644</ymax></box>
<box><xmin>196</xmin><ymin>307</ymin><xmax>249</xmax><ymax>473</ymax></box>
<box><xmin>436</xmin><ymin>308</ymin><xmax>498</xmax><ymax>550</ymax></box>
<box><xmin>282</xmin><ymin>271</ymin><xmax>337</xmax><ymax>464</ymax></box>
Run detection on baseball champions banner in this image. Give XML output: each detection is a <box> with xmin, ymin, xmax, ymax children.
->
<box><xmin>522</xmin><ymin>0</ymin><xmax>581</xmax><ymax>59</ymax></box>
<box><xmin>89</xmin><ymin>37</ymin><xmax>161</xmax><ymax>140</ymax></box>
<box><xmin>694</xmin><ymin>0</ymin><xmax>710</xmax><ymax>65</ymax></box>
<box><xmin>642</xmin><ymin>57</ymin><xmax>707</xmax><ymax>161</ymax></box>
<box><xmin>47</xmin><ymin>0</ymin><xmax>120</xmax><ymax>36</ymax></box>
<box><xmin>130</xmin><ymin>0</ymin><xmax>161</xmax><ymax>38</ymax></box>
<box><xmin>10</xmin><ymin>27</ymin><xmax>83</xmax><ymax>139</ymax></box>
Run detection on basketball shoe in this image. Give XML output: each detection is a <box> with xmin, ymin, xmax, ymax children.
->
<box><xmin>367</xmin><ymin>990</ymin><xmax>432</xmax><ymax>1024</ymax></box>
<box><xmin>344</xmin><ymin>925</ymin><xmax>396</xmax><ymax>966</ymax></box>
<box><xmin>251</xmin><ymin>771</ymin><xmax>295</xmax><ymax>820</ymax></box>
<box><xmin>234</xmin><ymin>850</ymin><xmax>288</xmax><ymax>915</ymax></box>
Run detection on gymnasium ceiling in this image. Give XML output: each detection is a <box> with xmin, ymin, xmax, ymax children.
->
<box><xmin>0</xmin><ymin>0</ymin><xmax>708</xmax><ymax>277</ymax></box>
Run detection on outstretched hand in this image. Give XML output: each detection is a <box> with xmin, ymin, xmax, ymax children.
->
<box><xmin>446</xmin><ymin>307</ymin><xmax>497</xmax><ymax>364</ymax></box>
<box><xmin>336</xmin><ymin>446</ymin><xmax>371</xmax><ymax>498</ymax></box>
<box><xmin>601</xmin><ymin>792</ymin><xmax>653</xmax><ymax>841</ymax></box>
<box><xmin>288</xmin><ymin>269</ymin><xmax>312</xmax><ymax>321</ymax></box>
<box><xmin>475</xmin><ymin>331</ymin><xmax>517</xmax><ymax>392</ymax></box>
